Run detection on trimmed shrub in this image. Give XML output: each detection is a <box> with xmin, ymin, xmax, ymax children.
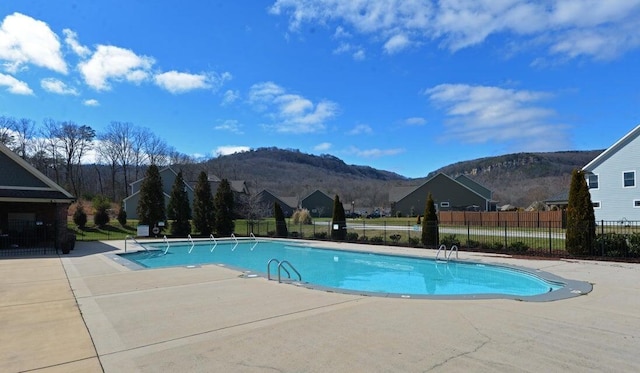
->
<box><xmin>421</xmin><ymin>193</ymin><xmax>439</xmax><ymax>247</ymax></box>
<box><xmin>370</xmin><ymin>236</ymin><xmax>383</xmax><ymax>243</ymax></box>
<box><xmin>408</xmin><ymin>237</ymin><xmax>420</xmax><ymax>246</ymax></box>
<box><xmin>346</xmin><ymin>232</ymin><xmax>359</xmax><ymax>241</ymax></box>
<box><xmin>596</xmin><ymin>233</ymin><xmax>629</xmax><ymax>257</ymax></box>
<box><xmin>117</xmin><ymin>204</ymin><xmax>127</xmax><ymax>227</ymax></box>
<box><xmin>93</xmin><ymin>195</ymin><xmax>111</xmax><ymax>228</ymax></box>
<box><xmin>482</xmin><ymin>241</ymin><xmax>504</xmax><ymax>252</ymax></box>
<box><xmin>73</xmin><ymin>202</ymin><xmax>88</xmax><ymax>229</ymax></box>
<box><xmin>292</xmin><ymin>209</ymin><xmax>312</xmax><ymax>225</ymax></box>
<box><xmin>313</xmin><ymin>232</ymin><xmax>327</xmax><ymax>239</ymax></box>
<box><xmin>440</xmin><ymin>234</ymin><xmax>460</xmax><ymax>248</ymax></box>
<box><xmin>507</xmin><ymin>241</ymin><xmax>529</xmax><ymax>254</ymax></box>
<box><xmin>566</xmin><ymin>169</ymin><xmax>596</xmax><ymax>255</ymax></box>
<box><xmin>389</xmin><ymin>234</ymin><xmax>401</xmax><ymax>243</ymax></box>
<box><xmin>628</xmin><ymin>233</ymin><xmax>640</xmax><ymax>257</ymax></box>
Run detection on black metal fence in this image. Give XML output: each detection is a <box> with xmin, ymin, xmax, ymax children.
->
<box><xmin>0</xmin><ymin>220</ymin><xmax>60</xmax><ymax>256</ymax></box>
<box><xmin>242</xmin><ymin>219</ymin><xmax>640</xmax><ymax>261</ymax></box>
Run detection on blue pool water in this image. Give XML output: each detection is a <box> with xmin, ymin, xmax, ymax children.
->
<box><xmin>119</xmin><ymin>239</ymin><xmax>563</xmax><ymax>297</ymax></box>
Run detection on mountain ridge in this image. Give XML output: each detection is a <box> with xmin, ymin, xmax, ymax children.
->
<box><xmin>203</xmin><ymin>147</ymin><xmax>603</xmax><ymax>208</ymax></box>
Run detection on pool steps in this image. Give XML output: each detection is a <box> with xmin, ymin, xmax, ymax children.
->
<box><xmin>267</xmin><ymin>258</ymin><xmax>302</xmax><ymax>283</ymax></box>
<box><xmin>435</xmin><ymin>244</ymin><xmax>458</xmax><ymax>262</ymax></box>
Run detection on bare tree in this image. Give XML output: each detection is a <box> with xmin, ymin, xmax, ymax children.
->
<box><xmin>131</xmin><ymin>126</ymin><xmax>150</xmax><ymax>181</ymax></box>
<box><xmin>46</xmin><ymin>120</ymin><xmax>96</xmax><ymax>195</ymax></box>
<box><xmin>97</xmin><ymin>128</ymin><xmax>124</xmax><ymax>200</ymax></box>
<box><xmin>102</xmin><ymin>121</ymin><xmax>136</xmax><ymax>197</ymax></box>
<box><xmin>144</xmin><ymin>131</ymin><xmax>170</xmax><ymax>166</ymax></box>
<box><xmin>0</xmin><ymin>115</ymin><xmax>16</xmax><ymax>147</ymax></box>
<box><xmin>13</xmin><ymin>118</ymin><xmax>35</xmax><ymax>159</ymax></box>
<box><xmin>41</xmin><ymin>118</ymin><xmax>63</xmax><ymax>184</ymax></box>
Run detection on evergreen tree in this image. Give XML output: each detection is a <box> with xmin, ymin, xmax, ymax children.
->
<box><xmin>93</xmin><ymin>195</ymin><xmax>111</xmax><ymax>227</ymax></box>
<box><xmin>566</xmin><ymin>169</ymin><xmax>596</xmax><ymax>255</ymax></box>
<box><xmin>331</xmin><ymin>195</ymin><xmax>347</xmax><ymax>240</ymax></box>
<box><xmin>137</xmin><ymin>164</ymin><xmax>166</xmax><ymax>234</ymax></box>
<box><xmin>117</xmin><ymin>201</ymin><xmax>127</xmax><ymax>227</ymax></box>
<box><xmin>192</xmin><ymin>171</ymin><xmax>215</xmax><ymax>235</ymax></box>
<box><xmin>214</xmin><ymin>179</ymin><xmax>235</xmax><ymax>236</ymax></box>
<box><xmin>274</xmin><ymin>202</ymin><xmax>288</xmax><ymax>238</ymax></box>
<box><xmin>421</xmin><ymin>192</ymin><xmax>439</xmax><ymax>247</ymax></box>
<box><xmin>167</xmin><ymin>171</ymin><xmax>192</xmax><ymax>236</ymax></box>
<box><xmin>73</xmin><ymin>202</ymin><xmax>87</xmax><ymax>229</ymax></box>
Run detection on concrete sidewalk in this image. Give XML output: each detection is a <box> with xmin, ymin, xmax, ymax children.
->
<box><xmin>0</xmin><ymin>255</ymin><xmax>102</xmax><ymax>372</ymax></box>
<box><xmin>3</xmin><ymin>240</ymin><xmax>640</xmax><ymax>372</ymax></box>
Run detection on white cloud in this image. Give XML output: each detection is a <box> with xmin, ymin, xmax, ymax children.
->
<box><xmin>79</xmin><ymin>45</ymin><xmax>155</xmax><ymax>90</ymax></box>
<box><xmin>215</xmin><ymin>145</ymin><xmax>250</xmax><ymax>156</ymax></box>
<box><xmin>154</xmin><ymin>71</ymin><xmax>212</xmax><ymax>94</ymax></box>
<box><xmin>0</xmin><ymin>13</ymin><xmax>67</xmax><ymax>73</ymax></box>
<box><xmin>222</xmin><ymin>89</ymin><xmax>240</xmax><ymax>105</ymax></box>
<box><xmin>404</xmin><ymin>117</ymin><xmax>426</xmax><ymax>126</ymax></box>
<box><xmin>83</xmin><ymin>99</ymin><xmax>99</xmax><ymax>106</ymax></box>
<box><xmin>41</xmin><ymin>78</ymin><xmax>78</xmax><ymax>95</ymax></box>
<box><xmin>249</xmin><ymin>81</ymin><xmax>339</xmax><ymax>133</ymax></box>
<box><xmin>270</xmin><ymin>0</ymin><xmax>640</xmax><ymax>60</ymax></box>
<box><xmin>333</xmin><ymin>42</ymin><xmax>366</xmax><ymax>60</ymax></box>
<box><xmin>425</xmin><ymin>83</ymin><xmax>569</xmax><ymax>151</ymax></box>
<box><xmin>62</xmin><ymin>29</ymin><xmax>91</xmax><ymax>58</ymax></box>
<box><xmin>383</xmin><ymin>34</ymin><xmax>410</xmax><ymax>54</ymax></box>
<box><xmin>214</xmin><ymin>119</ymin><xmax>243</xmax><ymax>134</ymax></box>
<box><xmin>348</xmin><ymin>124</ymin><xmax>372</xmax><ymax>135</ymax></box>
<box><xmin>314</xmin><ymin>142</ymin><xmax>332</xmax><ymax>151</ymax></box>
<box><xmin>346</xmin><ymin>146</ymin><xmax>405</xmax><ymax>158</ymax></box>
<box><xmin>0</xmin><ymin>73</ymin><xmax>33</xmax><ymax>95</ymax></box>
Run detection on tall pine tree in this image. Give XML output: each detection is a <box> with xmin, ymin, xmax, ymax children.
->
<box><xmin>167</xmin><ymin>171</ymin><xmax>192</xmax><ymax>236</ymax></box>
<box><xmin>214</xmin><ymin>178</ymin><xmax>235</xmax><ymax>236</ymax></box>
<box><xmin>421</xmin><ymin>192</ymin><xmax>439</xmax><ymax>247</ymax></box>
<box><xmin>137</xmin><ymin>164</ymin><xmax>166</xmax><ymax>235</ymax></box>
<box><xmin>566</xmin><ymin>169</ymin><xmax>596</xmax><ymax>255</ymax></box>
<box><xmin>192</xmin><ymin>171</ymin><xmax>215</xmax><ymax>236</ymax></box>
<box><xmin>331</xmin><ymin>195</ymin><xmax>347</xmax><ymax>240</ymax></box>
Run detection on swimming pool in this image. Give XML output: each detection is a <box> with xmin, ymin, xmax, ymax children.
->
<box><xmin>117</xmin><ymin>239</ymin><xmax>588</xmax><ymax>300</ymax></box>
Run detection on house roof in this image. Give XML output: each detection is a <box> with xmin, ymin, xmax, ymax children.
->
<box><xmin>583</xmin><ymin>123</ymin><xmax>640</xmax><ymax>171</ymax></box>
<box><xmin>257</xmin><ymin>189</ymin><xmax>298</xmax><ymax>209</ymax></box>
<box><xmin>545</xmin><ymin>191</ymin><xmax>569</xmax><ymax>204</ymax></box>
<box><xmin>390</xmin><ymin>173</ymin><xmax>491</xmax><ymax>203</ymax></box>
<box><xmin>0</xmin><ymin>142</ymin><xmax>75</xmax><ymax>203</ymax></box>
<box><xmin>455</xmin><ymin>174</ymin><xmax>492</xmax><ymax>200</ymax></box>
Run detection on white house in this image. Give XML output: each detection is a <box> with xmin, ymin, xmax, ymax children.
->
<box><xmin>582</xmin><ymin>124</ymin><xmax>640</xmax><ymax>222</ymax></box>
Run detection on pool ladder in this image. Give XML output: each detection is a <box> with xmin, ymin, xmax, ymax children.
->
<box><xmin>435</xmin><ymin>244</ymin><xmax>458</xmax><ymax>262</ymax></box>
<box><xmin>267</xmin><ymin>258</ymin><xmax>302</xmax><ymax>283</ymax></box>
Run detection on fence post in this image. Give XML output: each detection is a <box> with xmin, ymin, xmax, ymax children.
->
<box><xmin>467</xmin><ymin>222</ymin><xmax>470</xmax><ymax>247</ymax></box>
<box><xmin>504</xmin><ymin>221</ymin><xmax>508</xmax><ymax>249</ymax></box>
<box><xmin>384</xmin><ymin>221</ymin><xmax>387</xmax><ymax>244</ymax></box>
<box><xmin>548</xmin><ymin>224</ymin><xmax>552</xmax><ymax>255</ymax></box>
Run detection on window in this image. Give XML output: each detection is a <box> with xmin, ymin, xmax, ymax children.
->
<box><xmin>623</xmin><ymin>171</ymin><xmax>635</xmax><ymax>187</ymax></box>
<box><xmin>634</xmin><ymin>200</ymin><xmax>640</xmax><ymax>208</ymax></box>
<box><xmin>440</xmin><ymin>202</ymin><xmax>450</xmax><ymax>208</ymax></box>
<box><xmin>592</xmin><ymin>201</ymin><xmax>601</xmax><ymax>208</ymax></box>
<box><xmin>587</xmin><ymin>174</ymin><xmax>599</xmax><ymax>189</ymax></box>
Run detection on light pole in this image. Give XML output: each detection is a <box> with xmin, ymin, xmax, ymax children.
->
<box><xmin>351</xmin><ymin>201</ymin><xmax>355</xmax><ymax>216</ymax></box>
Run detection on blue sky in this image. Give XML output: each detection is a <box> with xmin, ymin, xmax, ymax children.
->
<box><xmin>0</xmin><ymin>1</ymin><xmax>638</xmax><ymax>178</ymax></box>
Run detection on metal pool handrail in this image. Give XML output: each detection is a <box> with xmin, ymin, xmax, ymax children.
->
<box><xmin>210</xmin><ymin>234</ymin><xmax>217</xmax><ymax>252</ymax></box>
<box><xmin>267</xmin><ymin>258</ymin><xmax>290</xmax><ymax>280</ymax></box>
<box><xmin>163</xmin><ymin>235</ymin><xmax>170</xmax><ymax>255</ymax></box>
<box><xmin>447</xmin><ymin>245</ymin><xmax>459</xmax><ymax>260</ymax></box>
<box><xmin>125</xmin><ymin>235</ymin><xmax>148</xmax><ymax>253</ymax></box>
<box><xmin>277</xmin><ymin>260</ymin><xmax>301</xmax><ymax>283</ymax></box>
<box><xmin>187</xmin><ymin>234</ymin><xmax>195</xmax><ymax>253</ymax></box>
<box><xmin>231</xmin><ymin>233</ymin><xmax>238</xmax><ymax>251</ymax></box>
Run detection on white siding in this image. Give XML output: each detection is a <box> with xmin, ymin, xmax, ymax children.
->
<box><xmin>587</xmin><ymin>134</ymin><xmax>640</xmax><ymax>222</ymax></box>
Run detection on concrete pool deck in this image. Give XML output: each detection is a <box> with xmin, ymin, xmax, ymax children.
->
<box><xmin>3</xmin><ymin>240</ymin><xmax>640</xmax><ymax>372</ymax></box>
